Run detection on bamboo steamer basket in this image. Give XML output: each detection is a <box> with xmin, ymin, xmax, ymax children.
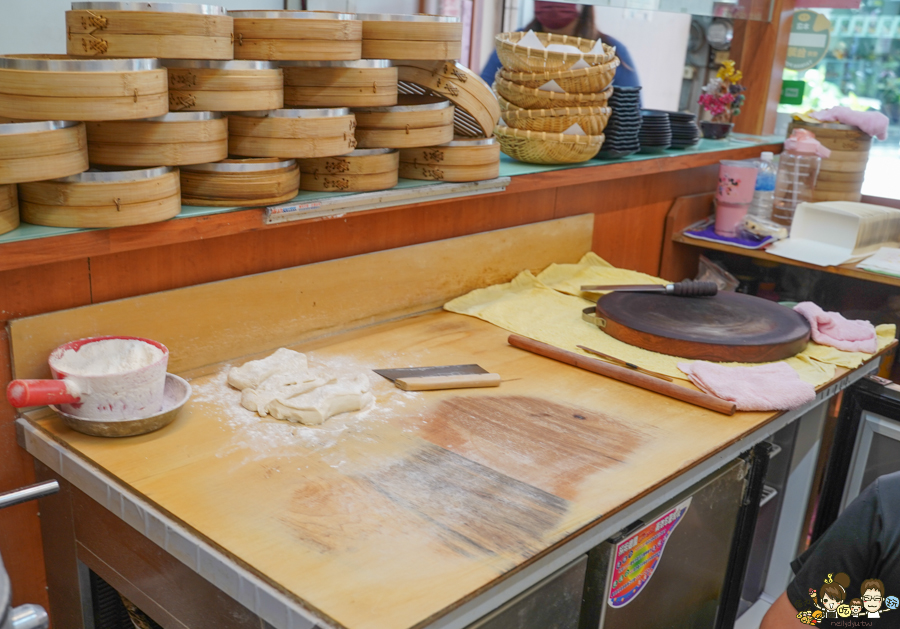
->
<box><xmin>282</xmin><ymin>59</ymin><xmax>397</xmax><ymax>108</ymax></box>
<box><xmin>396</xmin><ymin>60</ymin><xmax>500</xmax><ymax>138</ymax></box>
<box><xmin>230</xmin><ymin>11</ymin><xmax>362</xmax><ymax>61</ymax></box>
<box><xmin>19</xmin><ymin>166</ymin><xmax>181</xmax><ymax>228</ymax></box>
<box><xmin>180</xmin><ymin>158</ymin><xmax>299</xmax><ymax>206</ymax></box>
<box><xmin>0</xmin><ymin>55</ymin><xmax>168</xmax><ymax>121</ymax></box>
<box><xmin>358</xmin><ymin>14</ymin><xmax>462</xmax><ymax>60</ymax></box>
<box><xmin>0</xmin><ymin>120</ymin><xmax>89</xmax><ymax>184</ymax></box>
<box><xmin>399</xmin><ymin>137</ymin><xmax>500</xmax><ymax>182</ymax></box>
<box><xmin>493</xmin><ymin>125</ymin><xmax>604</xmax><ymax>164</ymax></box>
<box><xmin>354</xmin><ymin>95</ymin><xmax>455</xmax><ymax>149</ymax></box>
<box><xmin>228</xmin><ymin>108</ymin><xmax>357</xmax><ymax>158</ymax></box>
<box><xmin>788</xmin><ymin>120</ymin><xmax>871</xmax><ymax>201</ymax></box>
<box><xmin>499</xmin><ymin>59</ymin><xmax>620</xmax><ymax>94</ymax></box>
<box><xmin>66</xmin><ymin>2</ymin><xmax>233</xmax><ymax>60</ymax></box>
<box><xmin>86</xmin><ymin>111</ymin><xmax>228</xmax><ymax>167</ymax></box>
<box><xmin>163</xmin><ymin>60</ymin><xmax>282</xmax><ymax>112</ymax></box>
<box><xmin>499</xmin><ymin>98</ymin><xmax>611</xmax><ymax>135</ymax></box>
<box><xmin>495</xmin><ymin>31</ymin><xmax>617</xmax><ymax>73</ymax></box>
<box><xmin>494</xmin><ymin>76</ymin><xmax>612</xmax><ymax>109</ymax></box>
<box><xmin>298</xmin><ymin>148</ymin><xmax>398</xmax><ymax>192</ymax></box>
<box><xmin>0</xmin><ymin>184</ymin><xmax>18</xmax><ymax>235</ymax></box>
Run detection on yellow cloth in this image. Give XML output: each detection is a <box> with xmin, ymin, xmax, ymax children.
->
<box><xmin>444</xmin><ymin>253</ymin><xmax>896</xmax><ymax>387</ymax></box>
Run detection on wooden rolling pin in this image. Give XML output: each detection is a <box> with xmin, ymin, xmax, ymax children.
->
<box><xmin>507</xmin><ymin>334</ymin><xmax>737</xmax><ymax>415</ymax></box>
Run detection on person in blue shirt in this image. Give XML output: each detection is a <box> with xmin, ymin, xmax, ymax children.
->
<box><xmin>479</xmin><ymin>2</ymin><xmax>640</xmax><ymax>89</ymax></box>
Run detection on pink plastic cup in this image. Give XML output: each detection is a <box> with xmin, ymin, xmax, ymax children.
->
<box><xmin>715</xmin><ymin>201</ymin><xmax>750</xmax><ymax>237</ymax></box>
<box><xmin>717</xmin><ymin>160</ymin><xmax>758</xmax><ymax>204</ymax></box>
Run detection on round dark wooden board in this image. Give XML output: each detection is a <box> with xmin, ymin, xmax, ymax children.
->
<box><xmin>594</xmin><ymin>291</ymin><xmax>811</xmax><ymax>363</ymax></box>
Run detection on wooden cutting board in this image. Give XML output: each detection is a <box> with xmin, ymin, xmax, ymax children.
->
<box><xmin>593</xmin><ymin>291</ymin><xmax>811</xmax><ymax>363</ymax></box>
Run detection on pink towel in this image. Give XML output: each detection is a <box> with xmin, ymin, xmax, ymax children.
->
<box><xmin>678</xmin><ymin>362</ymin><xmax>816</xmax><ymax>411</ymax></box>
<box><xmin>794</xmin><ymin>302</ymin><xmax>877</xmax><ymax>354</ymax></box>
<box><xmin>810</xmin><ymin>107</ymin><xmax>889</xmax><ymax>141</ymax></box>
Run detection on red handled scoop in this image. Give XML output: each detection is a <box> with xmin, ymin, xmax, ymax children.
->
<box><xmin>7</xmin><ymin>379</ymin><xmax>80</xmax><ymax>407</ymax></box>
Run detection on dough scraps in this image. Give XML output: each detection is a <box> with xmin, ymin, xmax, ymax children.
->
<box><xmin>227</xmin><ymin>348</ymin><xmax>374</xmax><ymax>426</ymax></box>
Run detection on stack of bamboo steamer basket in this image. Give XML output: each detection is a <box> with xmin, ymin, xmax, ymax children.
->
<box><xmin>788</xmin><ymin>119</ymin><xmax>871</xmax><ymax>203</ymax></box>
<box><xmin>492</xmin><ymin>31</ymin><xmax>618</xmax><ymax>164</ymax></box>
<box><xmin>0</xmin><ymin>3</ymin><xmax>508</xmax><ymax>233</ymax></box>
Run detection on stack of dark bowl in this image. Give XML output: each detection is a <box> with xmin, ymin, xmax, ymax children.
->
<box><xmin>666</xmin><ymin>111</ymin><xmax>701</xmax><ymax>149</ymax></box>
<box><xmin>595</xmin><ymin>86</ymin><xmax>641</xmax><ymax>159</ymax></box>
<box><xmin>638</xmin><ymin>110</ymin><xmax>672</xmax><ymax>153</ymax></box>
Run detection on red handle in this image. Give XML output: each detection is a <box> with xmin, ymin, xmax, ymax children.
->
<box><xmin>6</xmin><ymin>380</ymin><xmax>80</xmax><ymax>408</ymax></box>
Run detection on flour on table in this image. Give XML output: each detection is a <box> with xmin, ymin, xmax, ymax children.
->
<box><xmin>227</xmin><ymin>348</ymin><xmax>374</xmax><ymax>426</ymax></box>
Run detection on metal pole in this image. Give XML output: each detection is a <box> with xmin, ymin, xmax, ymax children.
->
<box><xmin>0</xmin><ymin>481</ymin><xmax>59</xmax><ymax>510</ymax></box>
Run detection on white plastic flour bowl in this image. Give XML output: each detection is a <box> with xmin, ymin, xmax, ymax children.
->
<box><xmin>7</xmin><ymin>336</ymin><xmax>169</xmax><ymax>421</ymax></box>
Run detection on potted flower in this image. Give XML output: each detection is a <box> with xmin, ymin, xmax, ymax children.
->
<box><xmin>698</xmin><ymin>60</ymin><xmax>746</xmax><ymax>139</ymax></box>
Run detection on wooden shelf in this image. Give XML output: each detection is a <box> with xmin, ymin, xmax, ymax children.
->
<box><xmin>0</xmin><ymin>138</ymin><xmax>781</xmax><ymax>273</ymax></box>
<box><xmin>672</xmin><ymin>232</ymin><xmax>900</xmax><ymax>288</ymax></box>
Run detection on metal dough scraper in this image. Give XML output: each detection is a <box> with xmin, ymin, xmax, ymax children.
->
<box><xmin>373</xmin><ymin>364</ymin><xmax>502</xmax><ymax>391</ymax></box>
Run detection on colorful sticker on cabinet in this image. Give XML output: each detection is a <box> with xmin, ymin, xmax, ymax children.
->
<box><xmin>607</xmin><ymin>497</ymin><xmax>691</xmax><ymax>608</ymax></box>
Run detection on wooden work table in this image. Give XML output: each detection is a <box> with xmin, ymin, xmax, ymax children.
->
<box><xmin>1</xmin><ymin>138</ymin><xmax>785</xmax><ymax>614</ymax></box>
<box><xmin>9</xmin><ymin>218</ymin><xmax>889</xmax><ymax>629</ymax></box>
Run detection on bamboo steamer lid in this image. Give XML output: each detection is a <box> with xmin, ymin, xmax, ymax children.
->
<box><xmin>19</xmin><ymin>166</ymin><xmax>181</xmax><ymax>228</ymax></box>
<box><xmin>163</xmin><ymin>60</ymin><xmax>283</xmax><ymax>112</ymax></box>
<box><xmin>396</xmin><ymin>60</ymin><xmax>500</xmax><ymax>137</ymax></box>
<box><xmin>228</xmin><ymin>107</ymin><xmax>357</xmax><ymax>158</ymax></box>
<box><xmin>399</xmin><ymin>137</ymin><xmax>499</xmax><ymax>182</ymax></box>
<box><xmin>180</xmin><ymin>158</ymin><xmax>299</xmax><ymax>206</ymax></box>
<box><xmin>789</xmin><ymin>119</ymin><xmax>870</xmax><ymax>200</ymax></box>
<box><xmin>298</xmin><ymin>148</ymin><xmax>398</xmax><ymax>192</ymax></box>
<box><xmin>357</xmin><ymin>13</ymin><xmax>462</xmax><ymax>60</ymax></box>
<box><xmin>66</xmin><ymin>2</ymin><xmax>233</xmax><ymax>60</ymax></box>
<box><xmin>230</xmin><ymin>11</ymin><xmax>362</xmax><ymax>61</ymax></box>
<box><xmin>354</xmin><ymin>95</ymin><xmax>454</xmax><ymax>148</ymax></box>
<box><xmin>282</xmin><ymin>59</ymin><xmax>397</xmax><ymax>108</ymax></box>
<box><xmin>0</xmin><ymin>184</ymin><xmax>19</xmax><ymax>235</ymax></box>
<box><xmin>0</xmin><ymin>120</ymin><xmax>89</xmax><ymax>184</ymax></box>
<box><xmin>0</xmin><ymin>55</ymin><xmax>168</xmax><ymax>121</ymax></box>
<box><xmin>86</xmin><ymin>111</ymin><xmax>228</xmax><ymax>167</ymax></box>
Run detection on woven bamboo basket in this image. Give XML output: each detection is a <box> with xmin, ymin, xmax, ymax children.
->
<box><xmin>66</xmin><ymin>2</ymin><xmax>233</xmax><ymax>60</ymax></box>
<box><xmin>230</xmin><ymin>11</ymin><xmax>362</xmax><ymax>61</ymax></box>
<box><xmin>0</xmin><ymin>120</ymin><xmax>89</xmax><ymax>185</ymax></box>
<box><xmin>180</xmin><ymin>158</ymin><xmax>299</xmax><ymax>206</ymax></box>
<box><xmin>163</xmin><ymin>60</ymin><xmax>283</xmax><ymax>112</ymax></box>
<box><xmin>499</xmin><ymin>58</ymin><xmax>619</xmax><ymax>94</ymax></box>
<box><xmin>0</xmin><ymin>55</ymin><xmax>168</xmax><ymax>121</ymax></box>
<box><xmin>399</xmin><ymin>137</ymin><xmax>500</xmax><ymax>182</ymax></box>
<box><xmin>789</xmin><ymin>120</ymin><xmax>871</xmax><ymax>201</ymax></box>
<box><xmin>282</xmin><ymin>60</ymin><xmax>397</xmax><ymax>108</ymax></box>
<box><xmin>228</xmin><ymin>108</ymin><xmax>357</xmax><ymax>158</ymax></box>
<box><xmin>494</xmin><ymin>76</ymin><xmax>612</xmax><ymax>109</ymax></box>
<box><xmin>86</xmin><ymin>112</ymin><xmax>228</xmax><ymax>167</ymax></box>
<box><xmin>354</xmin><ymin>95</ymin><xmax>455</xmax><ymax>148</ymax></box>
<box><xmin>358</xmin><ymin>14</ymin><xmax>462</xmax><ymax>60</ymax></box>
<box><xmin>298</xmin><ymin>148</ymin><xmax>398</xmax><ymax>192</ymax></box>
<box><xmin>19</xmin><ymin>166</ymin><xmax>181</xmax><ymax>228</ymax></box>
<box><xmin>0</xmin><ymin>184</ymin><xmax>18</xmax><ymax>235</ymax></box>
<box><xmin>396</xmin><ymin>60</ymin><xmax>500</xmax><ymax>138</ymax></box>
<box><xmin>499</xmin><ymin>99</ymin><xmax>611</xmax><ymax>135</ymax></box>
<box><xmin>493</xmin><ymin>126</ymin><xmax>604</xmax><ymax>164</ymax></box>
<box><xmin>495</xmin><ymin>31</ymin><xmax>617</xmax><ymax>73</ymax></box>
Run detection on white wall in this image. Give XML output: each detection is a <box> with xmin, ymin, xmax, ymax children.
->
<box><xmin>0</xmin><ymin>0</ymin><xmax>284</xmax><ymax>55</ymax></box>
<box><xmin>593</xmin><ymin>7</ymin><xmax>690</xmax><ymax>111</ymax></box>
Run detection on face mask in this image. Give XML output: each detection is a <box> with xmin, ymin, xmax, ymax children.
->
<box><xmin>534</xmin><ymin>2</ymin><xmax>582</xmax><ymax>30</ymax></box>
